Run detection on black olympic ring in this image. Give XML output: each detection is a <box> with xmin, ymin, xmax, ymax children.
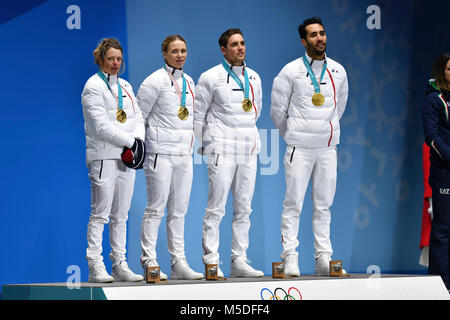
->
<box><xmin>260</xmin><ymin>287</ymin><xmax>302</xmax><ymax>300</ymax></box>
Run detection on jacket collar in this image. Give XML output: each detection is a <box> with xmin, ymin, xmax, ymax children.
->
<box><xmin>429</xmin><ymin>79</ymin><xmax>450</xmax><ymax>99</ymax></box>
<box><xmin>100</xmin><ymin>71</ymin><xmax>118</xmax><ymax>86</ymax></box>
<box><xmin>223</xmin><ymin>59</ymin><xmax>246</xmax><ymax>76</ymax></box>
<box><xmin>304</xmin><ymin>51</ymin><xmax>327</xmax><ymax>67</ymax></box>
<box><xmin>165</xmin><ymin>64</ymin><xmax>184</xmax><ymax>79</ymax></box>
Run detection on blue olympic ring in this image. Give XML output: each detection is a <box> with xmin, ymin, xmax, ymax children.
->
<box><xmin>260</xmin><ymin>287</ymin><xmax>302</xmax><ymax>300</ymax></box>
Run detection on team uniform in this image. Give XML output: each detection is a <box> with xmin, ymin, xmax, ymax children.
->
<box><xmin>82</xmin><ymin>71</ymin><xmax>145</xmax><ymax>282</ymax></box>
<box><xmin>194</xmin><ymin>60</ymin><xmax>264</xmax><ymax>277</ymax></box>
<box><xmin>421</xmin><ymin>79</ymin><xmax>450</xmax><ymax>290</ymax></box>
<box><xmin>270</xmin><ymin>52</ymin><xmax>348</xmax><ymax>275</ymax></box>
<box><xmin>137</xmin><ymin>65</ymin><xmax>202</xmax><ymax>280</ymax></box>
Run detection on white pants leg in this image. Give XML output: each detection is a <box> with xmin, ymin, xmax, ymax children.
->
<box><xmin>202</xmin><ymin>154</ymin><xmax>235</xmax><ymax>264</ymax></box>
<box><xmin>141</xmin><ymin>154</ymin><xmax>193</xmax><ymax>265</ymax></box>
<box><xmin>230</xmin><ymin>154</ymin><xmax>257</xmax><ymax>261</ymax></box>
<box><xmin>141</xmin><ymin>153</ymin><xmax>172</xmax><ymax>265</ymax></box>
<box><xmin>311</xmin><ymin>147</ymin><xmax>336</xmax><ymax>259</ymax></box>
<box><xmin>202</xmin><ymin>154</ymin><xmax>257</xmax><ymax>264</ymax></box>
<box><xmin>166</xmin><ymin>155</ymin><xmax>193</xmax><ymax>264</ymax></box>
<box><xmin>280</xmin><ymin>146</ymin><xmax>314</xmax><ymax>261</ymax></box>
<box><xmin>86</xmin><ymin>160</ymin><xmax>135</xmax><ymax>267</ymax></box>
<box><xmin>280</xmin><ymin>146</ymin><xmax>336</xmax><ymax>261</ymax></box>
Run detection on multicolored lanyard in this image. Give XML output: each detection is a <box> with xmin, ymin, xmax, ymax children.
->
<box><xmin>164</xmin><ymin>64</ymin><xmax>187</xmax><ymax>107</ymax></box>
<box><xmin>302</xmin><ymin>55</ymin><xmax>327</xmax><ymax>94</ymax></box>
<box><xmin>221</xmin><ymin>59</ymin><xmax>249</xmax><ymax>101</ymax></box>
<box><xmin>97</xmin><ymin>71</ymin><xmax>123</xmax><ymax>110</ymax></box>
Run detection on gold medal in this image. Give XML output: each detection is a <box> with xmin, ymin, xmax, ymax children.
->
<box><xmin>312</xmin><ymin>92</ymin><xmax>325</xmax><ymax>106</ymax></box>
<box><xmin>116</xmin><ymin>109</ymin><xmax>127</xmax><ymax>123</ymax></box>
<box><xmin>177</xmin><ymin>106</ymin><xmax>189</xmax><ymax>121</ymax></box>
<box><xmin>242</xmin><ymin>98</ymin><xmax>253</xmax><ymax>112</ymax></box>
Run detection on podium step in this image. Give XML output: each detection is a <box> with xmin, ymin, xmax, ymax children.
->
<box><xmin>2</xmin><ymin>274</ymin><xmax>449</xmax><ymax>300</ymax></box>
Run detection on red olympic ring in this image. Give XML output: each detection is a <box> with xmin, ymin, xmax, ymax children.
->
<box><xmin>288</xmin><ymin>286</ymin><xmax>302</xmax><ymax>300</ymax></box>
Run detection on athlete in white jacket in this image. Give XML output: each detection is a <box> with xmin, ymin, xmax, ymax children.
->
<box><xmin>194</xmin><ymin>28</ymin><xmax>263</xmax><ymax>278</ymax></box>
<box><xmin>137</xmin><ymin>35</ymin><xmax>203</xmax><ymax>280</ymax></box>
<box><xmin>82</xmin><ymin>38</ymin><xmax>145</xmax><ymax>283</ymax></box>
<box><xmin>271</xmin><ymin>18</ymin><xmax>349</xmax><ymax>276</ymax></box>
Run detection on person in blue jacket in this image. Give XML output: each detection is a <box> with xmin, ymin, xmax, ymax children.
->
<box><xmin>421</xmin><ymin>52</ymin><xmax>450</xmax><ymax>291</ymax></box>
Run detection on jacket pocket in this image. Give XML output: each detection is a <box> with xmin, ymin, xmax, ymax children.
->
<box><xmin>99</xmin><ymin>160</ymin><xmax>104</xmax><ymax>179</ymax></box>
<box><xmin>153</xmin><ymin>154</ymin><xmax>158</xmax><ymax>170</ymax></box>
<box><xmin>289</xmin><ymin>147</ymin><xmax>296</xmax><ymax>164</ymax></box>
<box><xmin>215</xmin><ymin>154</ymin><xmax>220</xmax><ymax>167</ymax></box>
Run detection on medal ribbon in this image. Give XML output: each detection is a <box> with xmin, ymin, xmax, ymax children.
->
<box><xmin>302</xmin><ymin>55</ymin><xmax>327</xmax><ymax>93</ymax></box>
<box><xmin>164</xmin><ymin>64</ymin><xmax>186</xmax><ymax>107</ymax></box>
<box><xmin>97</xmin><ymin>71</ymin><xmax>123</xmax><ymax>110</ymax></box>
<box><xmin>221</xmin><ymin>59</ymin><xmax>249</xmax><ymax>100</ymax></box>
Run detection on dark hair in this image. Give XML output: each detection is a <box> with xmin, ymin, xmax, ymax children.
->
<box><xmin>298</xmin><ymin>17</ymin><xmax>324</xmax><ymax>40</ymax></box>
<box><xmin>161</xmin><ymin>34</ymin><xmax>186</xmax><ymax>53</ymax></box>
<box><xmin>218</xmin><ymin>28</ymin><xmax>243</xmax><ymax>48</ymax></box>
<box><xmin>432</xmin><ymin>53</ymin><xmax>450</xmax><ymax>91</ymax></box>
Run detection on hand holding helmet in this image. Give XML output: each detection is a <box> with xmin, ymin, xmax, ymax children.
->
<box><xmin>121</xmin><ymin>138</ymin><xmax>146</xmax><ymax>169</ymax></box>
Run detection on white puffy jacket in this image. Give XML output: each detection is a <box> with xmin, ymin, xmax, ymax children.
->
<box><xmin>82</xmin><ymin>71</ymin><xmax>145</xmax><ymax>164</ymax></box>
<box><xmin>194</xmin><ymin>61</ymin><xmax>262</xmax><ymax>155</ymax></box>
<box><xmin>271</xmin><ymin>53</ymin><xmax>348</xmax><ymax>148</ymax></box>
<box><xmin>137</xmin><ymin>65</ymin><xmax>195</xmax><ymax>155</ymax></box>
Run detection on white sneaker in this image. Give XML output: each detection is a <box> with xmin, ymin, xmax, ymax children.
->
<box><xmin>230</xmin><ymin>258</ymin><xmax>264</xmax><ymax>278</ymax></box>
<box><xmin>283</xmin><ymin>255</ymin><xmax>300</xmax><ymax>277</ymax></box>
<box><xmin>143</xmin><ymin>260</ymin><xmax>168</xmax><ymax>280</ymax></box>
<box><xmin>171</xmin><ymin>259</ymin><xmax>203</xmax><ymax>280</ymax></box>
<box><xmin>111</xmin><ymin>261</ymin><xmax>144</xmax><ymax>282</ymax></box>
<box><xmin>88</xmin><ymin>263</ymin><xmax>114</xmax><ymax>283</ymax></box>
<box><xmin>315</xmin><ymin>255</ymin><xmax>347</xmax><ymax>276</ymax></box>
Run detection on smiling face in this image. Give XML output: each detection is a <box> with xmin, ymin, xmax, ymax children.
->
<box><xmin>221</xmin><ymin>33</ymin><xmax>246</xmax><ymax>66</ymax></box>
<box><xmin>163</xmin><ymin>39</ymin><xmax>187</xmax><ymax>69</ymax></box>
<box><xmin>100</xmin><ymin>47</ymin><xmax>122</xmax><ymax>75</ymax></box>
<box><xmin>301</xmin><ymin>23</ymin><xmax>327</xmax><ymax>60</ymax></box>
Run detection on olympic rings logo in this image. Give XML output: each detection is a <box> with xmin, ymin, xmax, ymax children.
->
<box><xmin>260</xmin><ymin>287</ymin><xmax>302</xmax><ymax>300</ymax></box>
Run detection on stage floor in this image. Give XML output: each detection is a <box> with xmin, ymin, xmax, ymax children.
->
<box><xmin>3</xmin><ymin>273</ymin><xmax>449</xmax><ymax>300</ymax></box>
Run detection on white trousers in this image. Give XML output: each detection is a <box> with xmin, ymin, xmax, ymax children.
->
<box><xmin>202</xmin><ymin>154</ymin><xmax>257</xmax><ymax>264</ymax></box>
<box><xmin>280</xmin><ymin>146</ymin><xmax>337</xmax><ymax>261</ymax></box>
<box><xmin>86</xmin><ymin>160</ymin><xmax>136</xmax><ymax>267</ymax></box>
<box><xmin>140</xmin><ymin>153</ymin><xmax>193</xmax><ymax>265</ymax></box>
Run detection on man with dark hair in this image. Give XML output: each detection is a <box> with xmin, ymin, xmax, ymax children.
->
<box><xmin>271</xmin><ymin>17</ymin><xmax>349</xmax><ymax>277</ymax></box>
<box><xmin>218</xmin><ymin>28</ymin><xmax>243</xmax><ymax>48</ymax></box>
<box><xmin>194</xmin><ymin>28</ymin><xmax>264</xmax><ymax>278</ymax></box>
<box><xmin>298</xmin><ymin>16</ymin><xmax>324</xmax><ymax>40</ymax></box>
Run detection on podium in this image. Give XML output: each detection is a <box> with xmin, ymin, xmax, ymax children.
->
<box><xmin>2</xmin><ymin>274</ymin><xmax>449</xmax><ymax>300</ymax></box>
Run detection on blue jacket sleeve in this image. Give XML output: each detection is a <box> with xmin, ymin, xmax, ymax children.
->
<box><xmin>422</xmin><ymin>94</ymin><xmax>450</xmax><ymax>163</ymax></box>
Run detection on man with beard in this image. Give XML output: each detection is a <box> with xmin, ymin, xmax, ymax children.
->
<box><xmin>270</xmin><ymin>17</ymin><xmax>349</xmax><ymax>277</ymax></box>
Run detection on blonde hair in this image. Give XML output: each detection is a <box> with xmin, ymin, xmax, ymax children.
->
<box><xmin>161</xmin><ymin>35</ymin><xmax>186</xmax><ymax>53</ymax></box>
<box><xmin>93</xmin><ymin>38</ymin><xmax>125</xmax><ymax>73</ymax></box>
